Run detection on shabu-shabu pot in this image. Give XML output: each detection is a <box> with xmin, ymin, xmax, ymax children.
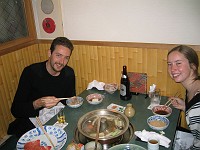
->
<box><xmin>77</xmin><ymin>109</ymin><xmax>129</xmax><ymax>145</ymax></box>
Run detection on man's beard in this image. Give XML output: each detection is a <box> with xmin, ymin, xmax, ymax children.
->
<box><xmin>51</xmin><ymin>62</ymin><xmax>64</xmax><ymax>72</ymax></box>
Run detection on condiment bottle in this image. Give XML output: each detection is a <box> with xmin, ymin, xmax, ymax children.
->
<box><xmin>124</xmin><ymin>103</ymin><xmax>135</xmax><ymax>118</ymax></box>
<box><xmin>120</xmin><ymin>65</ymin><xmax>132</xmax><ymax>100</ymax></box>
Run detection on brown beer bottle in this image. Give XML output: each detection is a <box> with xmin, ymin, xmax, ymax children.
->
<box><xmin>120</xmin><ymin>65</ymin><xmax>132</xmax><ymax>100</ymax></box>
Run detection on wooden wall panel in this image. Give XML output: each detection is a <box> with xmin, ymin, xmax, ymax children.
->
<box><xmin>0</xmin><ymin>42</ymin><xmax>200</xmax><ymax>139</ymax></box>
<box><xmin>0</xmin><ymin>44</ymin><xmax>44</xmax><ymax>139</ymax></box>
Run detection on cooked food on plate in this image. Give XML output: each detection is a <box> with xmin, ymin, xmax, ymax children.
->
<box><xmin>24</xmin><ymin>140</ymin><xmax>51</xmax><ymax>150</ymax></box>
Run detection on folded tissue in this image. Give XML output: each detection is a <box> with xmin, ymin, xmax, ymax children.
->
<box><xmin>149</xmin><ymin>84</ymin><xmax>156</xmax><ymax>93</ymax></box>
<box><xmin>87</xmin><ymin>80</ymin><xmax>105</xmax><ymax>90</ymax></box>
<box><xmin>148</xmin><ymin>84</ymin><xmax>156</xmax><ymax>98</ymax></box>
<box><xmin>135</xmin><ymin>129</ymin><xmax>171</xmax><ymax>148</ymax></box>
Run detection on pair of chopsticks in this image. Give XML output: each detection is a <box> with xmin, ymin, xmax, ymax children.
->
<box><xmin>36</xmin><ymin>117</ymin><xmax>56</xmax><ymax>149</ymax></box>
<box><xmin>95</xmin><ymin>117</ymin><xmax>101</xmax><ymax>150</ymax></box>
<box><xmin>58</xmin><ymin>96</ymin><xmax>76</xmax><ymax>101</ymax></box>
<box><xmin>164</xmin><ymin>92</ymin><xmax>181</xmax><ymax>107</ymax></box>
<box><xmin>58</xmin><ymin>97</ymin><xmax>70</xmax><ymax>100</ymax></box>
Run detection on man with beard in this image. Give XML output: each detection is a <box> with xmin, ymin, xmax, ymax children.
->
<box><xmin>8</xmin><ymin>37</ymin><xmax>76</xmax><ymax>137</ymax></box>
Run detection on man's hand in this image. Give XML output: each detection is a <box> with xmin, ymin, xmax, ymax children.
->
<box><xmin>33</xmin><ymin>96</ymin><xmax>60</xmax><ymax>109</ymax></box>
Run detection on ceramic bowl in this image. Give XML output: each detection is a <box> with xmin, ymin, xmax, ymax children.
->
<box><xmin>104</xmin><ymin>83</ymin><xmax>118</xmax><ymax>94</ymax></box>
<box><xmin>66</xmin><ymin>96</ymin><xmax>84</xmax><ymax>108</ymax></box>
<box><xmin>147</xmin><ymin>115</ymin><xmax>169</xmax><ymax>131</ymax></box>
<box><xmin>152</xmin><ymin>105</ymin><xmax>172</xmax><ymax>117</ymax></box>
<box><xmin>84</xmin><ymin>141</ymin><xmax>102</xmax><ymax>150</ymax></box>
<box><xmin>86</xmin><ymin>93</ymin><xmax>104</xmax><ymax>105</ymax></box>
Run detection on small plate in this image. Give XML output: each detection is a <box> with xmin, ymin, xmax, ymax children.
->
<box><xmin>107</xmin><ymin>103</ymin><xmax>125</xmax><ymax>113</ymax></box>
<box><xmin>108</xmin><ymin>144</ymin><xmax>146</xmax><ymax>150</ymax></box>
<box><xmin>86</xmin><ymin>93</ymin><xmax>104</xmax><ymax>105</ymax></box>
<box><xmin>16</xmin><ymin>125</ymin><xmax>67</xmax><ymax>150</ymax></box>
<box><xmin>66</xmin><ymin>96</ymin><xmax>84</xmax><ymax>108</ymax></box>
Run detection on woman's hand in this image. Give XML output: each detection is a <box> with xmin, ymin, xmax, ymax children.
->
<box><xmin>33</xmin><ymin>96</ymin><xmax>60</xmax><ymax>109</ymax></box>
<box><xmin>169</xmin><ymin>97</ymin><xmax>185</xmax><ymax>111</ymax></box>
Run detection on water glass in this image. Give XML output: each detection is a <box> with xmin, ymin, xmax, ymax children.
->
<box><xmin>150</xmin><ymin>89</ymin><xmax>161</xmax><ymax>108</ymax></box>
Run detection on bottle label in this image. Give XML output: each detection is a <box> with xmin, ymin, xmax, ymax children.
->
<box><xmin>120</xmin><ymin>84</ymin><xmax>126</xmax><ymax>96</ymax></box>
<box><xmin>122</xmin><ymin>75</ymin><xmax>127</xmax><ymax>78</ymax></box>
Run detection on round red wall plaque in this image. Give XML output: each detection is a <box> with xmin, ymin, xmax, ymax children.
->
<box><xmin>42</xmin><ymin>18</ymin><xmax>56</xmax><ymax>33</ymax></box>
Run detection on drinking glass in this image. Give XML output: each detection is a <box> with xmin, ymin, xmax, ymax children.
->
<box><xmin>57</xmin><ymin>109</ymin><xmax>65</xmax><ymax>124</ymax></box>
<box><xmin>150</xmin><ymin>89</ymin><xmax>161</xmax><ymax>108</ymax></box>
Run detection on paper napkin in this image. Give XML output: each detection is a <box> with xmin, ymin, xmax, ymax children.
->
<box><xmin>87</xmin><ymin>80</ymin><xmax>105</xmax><ymax>90</ymax></box>
<box><xmin>134</xmin><ymin>129</ymin><xmax>171</xmax><ymax>148</ymax></box>
<box><xmin>30</xmin><ymin>102</ymin><xmax>65</xmax><ymax>127</ymax></box>
<box><xmin>149</xmin><ymin>84</ymin><xmax>156</xmax><ymax>92</ymax></box>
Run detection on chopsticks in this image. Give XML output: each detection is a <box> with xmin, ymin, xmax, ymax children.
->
<box><xmin>58</xmin><ymin>96</ymin><xmax>76</xmax><ymax>101</ymax></box>
<box><xmin>95</xmin><ymin>117</ymin><xmax>101</xmax><ymax>150</ymax></box>
<box><xmin>58</xmin><ymin>97</ymin><xmax>70</xmax><ymax>100</ymax></box>
<box><xmin>164</xmin><ymin>92</ymin><xmax>181</xmax><ymax>107</ymax></box>
<box><xmin>36</xmin><ymin>117</ymin><xmax>56</xmax><ymax>149</ymax></box>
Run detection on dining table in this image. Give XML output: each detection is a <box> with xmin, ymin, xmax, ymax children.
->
<box><xmin>1</xmin><ymin>88</ymin><xmax>180</xmax><ymax>150</ymax></box>
<box><xmin>52</xmin><ymin>88</ymin><xmax>180</xmax><ymax>150</ymax></box>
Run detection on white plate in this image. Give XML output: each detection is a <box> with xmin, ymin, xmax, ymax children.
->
<box><xmin>16</xmin><ymin>125</ymin><xmax>67</xmax><ymax>150</ymax></box>
<box><xmin>107</xmin><ymin>103</ymin><xmax>125</xmax><ymax>113</ymax></box>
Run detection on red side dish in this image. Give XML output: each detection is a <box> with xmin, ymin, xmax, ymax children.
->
<box><xmin>24</xmin><ymin>140</ymin><xmax>51</xmax><ymax>150</ymax></box>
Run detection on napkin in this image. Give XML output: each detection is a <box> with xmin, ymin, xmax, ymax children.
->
<box><xmin>86</xmin><ymin>80</ymin><xmax>105</xmax><ymax>90</ymax></box>
<box><xmin>134</xmin><ymin>129</ymin><xmax>171</xmax><ymax>148</ymax></box>
<box><xmin>149</xmin><ymin>84</ymin><xmax>156</xmax><ymax>92</ymax></box>
<box><xmin>30</xmin><ymin>102</ymin><xmax>65</xmax><ymax>127</ymax></box>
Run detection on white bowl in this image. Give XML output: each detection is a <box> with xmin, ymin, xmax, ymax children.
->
<box><xmin>66</xmin><ymin>96</ymin><xmax>84</xmax><ymax>108</ymax></box>
<box><xmin>84</xmin><ymin>141</ymin><xmax>102</xmax><ymax>150</ymax></box>
<box><xmin>86</xmin><ymin>93</ymin><xmax>104</xmax><ymax>105</ymax></box>
<box><xmin>147</xmin><ymin>115</ymin><xmax>169</xmax><ymax>131</ymax></box>
<box><xmin>152</xmin><ymin>105</ymin><xmax>172</xmax><ymax>117</ymax></box>
<box><xmin>104</xmin><ymin>83</ymin><xmax>118</xmax><ymax>94</ymax></box>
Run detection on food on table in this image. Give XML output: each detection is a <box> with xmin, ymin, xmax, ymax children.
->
<box><xmin>69</xmin><ymin>97</ymin><xmax>80</xmax><ymax>105</ymax></box>
<box><xmin>152</xmin><ymin>105</ymin><xmax>172</xmax><ymax>117</ymax></box>
<box><xmin>155</xmin><ymin>110</ymin><xmax>168</xmax><ymax>115</ymax></box>
<box><xmin>24</xmin><ymin>140</ymin><xmax>51</xmax><ymax>150</ymax></box>
<box><xmin>66</xmin><ymin>142</ymin><xmax>84</xmax><ymax>150</ymax></box>
<box><xmin>89</xmin><ymin>98</ymin><xmax>99</xmax><ymax>102</ymax></box>
<box><xmin>149</xmin><ymin>120</ymin><xmax>166</xmax><ymax>127</ymax></box>
<box><xmin>104</xmin><ymin>83</ymin><xmax>118</xmax><ymax>94</ymax></box>
<box><xmin>82</xmin><ymin>115</ymin><xmax>124</xmax><ymax>138</ymax></box>
<box><xmin>86</xmin><ymin>93</ymin><xmax>104</xmax><ymax>105</ymax></box>
<box><xmin>111</xmin><ymin>105</ymin><xmax>117</xmax><ymax>109</ymax></box>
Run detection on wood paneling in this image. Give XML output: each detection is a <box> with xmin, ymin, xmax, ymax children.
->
<box><xmin>0</xmin><ymin>41</ymin><xmax>199</xmax><ymax>139</ymax></box>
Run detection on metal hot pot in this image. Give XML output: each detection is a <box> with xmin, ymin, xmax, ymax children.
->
<box><xmin>76</xmin><ymin>109</ymin><xmax>132</xmax><ymax>148</ymax></box>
